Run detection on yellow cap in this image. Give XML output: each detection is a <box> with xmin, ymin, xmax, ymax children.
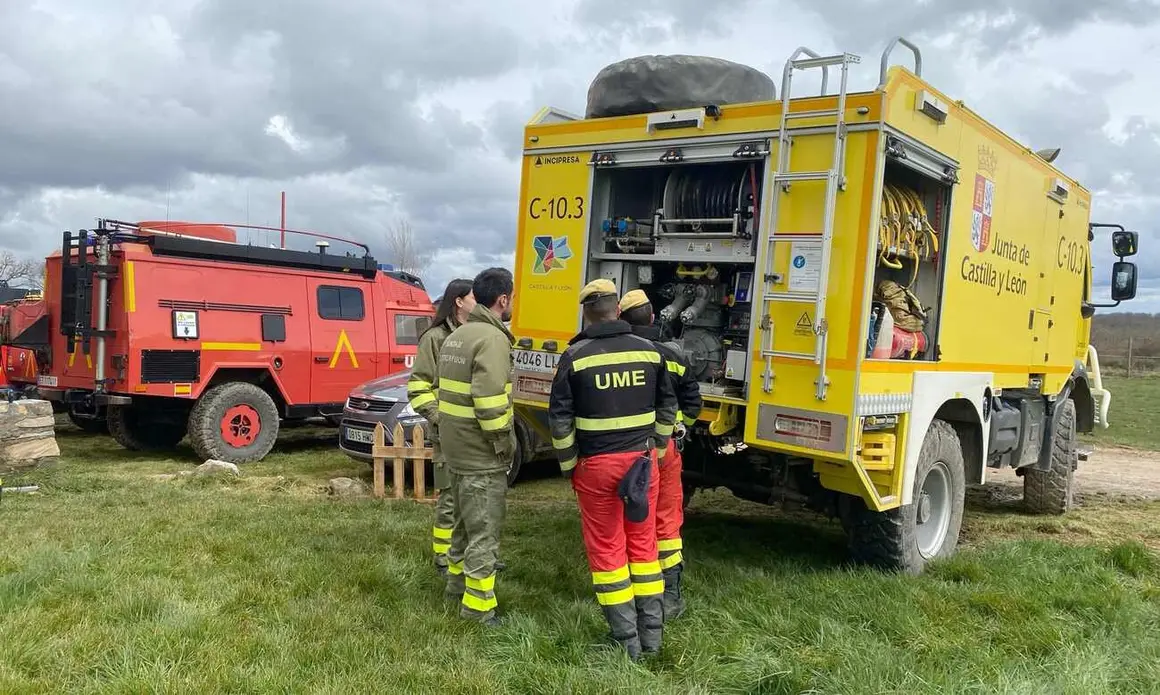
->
<box><xmin>618</xmin><ymin>289</ymin><xmax>650</xmax><ymax>312</ymax></box>
<box><xmin>578</xmin><ymin>278</ymin><xmax>617</xmax><ymax>304</ymax></box>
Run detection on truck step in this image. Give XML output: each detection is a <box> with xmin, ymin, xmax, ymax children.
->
<box><xmin>785</xmin><ymin>109</ymin><xmax>841</xmax><ymax>120</ymax></box>
<box><xmin>774</xmin><ymin>171</ymin><xmax>834</xmax><ymax>183</ymax></box>
<box><xmin>763</xmin><ymin>291</ymin><xmax>820</xmax><ymax>303</ymax></box>
<box><xmin>790</xmin><ymin>53</ymin><xmax>861</xmax><ymax>70</ymax></box>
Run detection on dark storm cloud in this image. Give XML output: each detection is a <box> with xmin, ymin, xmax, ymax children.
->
<box><xmin>0</xmin><ymin>0</ymin><xmax>519</xmax><ymax>195</ymax></box>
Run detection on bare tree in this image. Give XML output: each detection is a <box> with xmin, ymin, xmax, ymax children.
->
<box><xmin>382</xmin><ymin>218</ymin><xmax>432</xmax><ymax>277</ymax></box>
<box><xmin>0</xmin><ymin>252</ymin><xmax>44</xmax><ymax>289</ymax></box>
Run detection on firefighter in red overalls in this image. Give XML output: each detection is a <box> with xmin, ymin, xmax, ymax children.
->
<box><xmin>548</xmin><ymin>279</ymin><xmax>679</xmax><ymax>660</ymax></box>
<box><xmin>618</xmin><ymin>289</ymin><xmax>701</xmax><ymax>621</ymax></box>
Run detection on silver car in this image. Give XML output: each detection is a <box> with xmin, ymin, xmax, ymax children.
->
<box><xmin>338</xmin><ymin>369</ymin><xmax>544</xmax><ymax>486</ymax></box>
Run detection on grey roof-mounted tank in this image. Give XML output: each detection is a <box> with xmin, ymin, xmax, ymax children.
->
<box><xmin>584</xmin><ymin>54</ymin><xmax>776</xmax><ymax>119</ymax></box>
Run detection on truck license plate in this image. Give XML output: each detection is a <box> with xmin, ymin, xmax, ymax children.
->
<box><xmin>513</xmin><ymin>349</ymin><xmax>559</xmax><ymax>374</ymax></box>
<box><xmin>345</xmin><ymin>427</ymin><xmax>375</xmax><ymax>444</ymax></box>
<box><xmin>37</xmin><ymin>375</ymin><xmax>58</xmax><ymax>387</ymax></box>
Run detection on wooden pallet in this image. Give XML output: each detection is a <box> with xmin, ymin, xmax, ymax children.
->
<box><xmin>370</xmin><ymin>422</ymin><xmax>433</xmax><ymax>500</ymax></box>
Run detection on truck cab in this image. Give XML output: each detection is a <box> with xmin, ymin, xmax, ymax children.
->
<box><xmin>19</xmin><ymin>219</ymin><xmax>435</xmax><ymax>464</ymax></box>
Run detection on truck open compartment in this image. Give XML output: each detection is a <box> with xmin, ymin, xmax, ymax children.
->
<box><xmin>866</xmin><ymin>158</ymin><xmax>951</xmax><ymax>361</ymax></box>
<box><xmin>586</xmin><ymin>158</ymin><xmax>762</xmax><ymax>396</ymax></box>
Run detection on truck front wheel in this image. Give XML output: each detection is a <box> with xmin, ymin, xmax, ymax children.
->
<box><xmin>843</xmin><ymin>419</ymin><xmax>967</xmax><ymax>575</ymax></box>
<box><xmin>107</xmin><ymin>404</ymin><xmax>186</xmax><ymax>451</ymax></box>
<box><xmin>1023</xmin><ymin>398</ymin><xmax>1077</xmax><ymax>515</ymax></box>
<box><xmin>188</xmin><ymin>382</ymin><xmax>280</xmax><ymax>464</ymax></box>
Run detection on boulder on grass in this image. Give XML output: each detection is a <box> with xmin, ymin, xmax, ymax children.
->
<box><xmin>0</xmin><ymin>399</ymin><xmax>60</xmax><ymax>474</ymax></box>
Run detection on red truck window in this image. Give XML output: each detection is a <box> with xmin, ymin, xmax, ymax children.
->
<box><xmin>317</xmin><ymin>286</ymin><xmax>365</xmax><ymax>321</ymax></box>
<box><xmin>394</xmin><ymin>314</ymin><xmax>432</xmax><ymax>345</ymax></box>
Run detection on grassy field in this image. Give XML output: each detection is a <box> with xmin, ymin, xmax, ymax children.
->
<box><xmin>1084</xmin><ymin>375</ymin><xmax>1160</xmax><ymax>451</ymax></box>
<box><xmin>1</xmin><ymin>391</ymin><xmax>1159</xmax><ymax>693</ymax></box>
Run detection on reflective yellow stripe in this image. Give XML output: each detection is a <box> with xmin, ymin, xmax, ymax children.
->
<box><xmin>629</xmin><ymin>561</ymin><xmax>661</xmax><ymax>575</ymax></box>
<box><xmin>573</xmin><ymin>350</ymin><xmax>660</xmax><ymax>372</ymax></box>
<box><xmin>466</xmin><ymin>574</ymin><xmax>497</xmax><ymax>592</ymax></box>
<box><xmin>433</xmin><ymin>542</ymin><xmax>450</xmax><ymax>554</ymax></box>
<box><xmin>632</xmin><ymin>579</ymin><xmax>665</xmax><ymax>597</ymax></box>
<box><xmin>655</xmin><ymin>422</ymin><xmax>674</xmax><ymax>437</ymax></box>
<box><xmin>461</xmin><ymin>592</ymin><xmax>497</xmax><ymax>612</ymax></box>
<box><xmin>473</xmin><ymin>393</ymin><xmax>509</xmax><ymax>409</ymax></box>
<box><xmin>438</xmin><ymin>401</ymin><xmax>475</xmax><ymax>418</ymax></box>
<box><xmin>658</xmin><ymin>538</ymin><xmax>683</xmax><ymax>552</ymax></box>
<box><xmin>667</xmin><ymin>361</ymin><xmax>686</xmax><ymax>376</ymax></box>
<box><xmin>560</xmin><ymin>457</ymin><xmax>577</xmax><ymax>472</ymax></box>
<box><xmin>410</xmin><ymin>392</ymin><xmax>436</xmax><ymax>409</ymax></box>
<box><xmin>479</xmin><ymin>410</ymin><xmax>512</xmax><ymax>431</ymax></box>
<box><xmin>447</xmin><ymin>561</ymin><xmax>463</xmax><ymax>576</ymax></box>
<box><xmin>440</xmin><ymin>378</ymin><xmax>471</xmax><ymax>394</ymax></box>
<box><xmin>659</xmin><ymin>551</ymin><xmax>683</xmax><ymax>570</ymax></box>
<box><xmin>575</xmin><ymin>411</ymin><xmax>656</xmax><ymax>431</ymax></box>
<box><xmin>682</xmin><ymin>414</ymin><xmax>698</xmax><ymax>426</ymax></box>
<box><xmin>596</xmin><ymin>587</ymin><xmax>635</xmax><ymax>606</ymax></box>
<box><xmin>592</xmin><ymin>566</ymin><xmax>630</xmax><ymax>584</ymax></box>
<box><xmin>676</xmin><ymin>409</ymin><xmax>683</xmax><ymax>423</ymax></box>
<box><xmin>407</xmin><ymin>379</ymin><xmax>433</xmax><ymax>393</ymax></box>
<box><xmin>552</xmin><ymin>432</ymin><xmax>575</xmax><ymax>449</ymax></box>
<box><xmin>433</xmin><ymin>526</ymin><xmax>453</xmax><ymax>540</ymax></box>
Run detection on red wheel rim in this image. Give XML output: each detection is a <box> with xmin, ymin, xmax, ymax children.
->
<box><xmin>221</xmin><ymin>404</ymin><xmax>261</xmax><ymax>448</ymax></box>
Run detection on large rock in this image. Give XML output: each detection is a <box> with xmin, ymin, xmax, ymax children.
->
<box><xmin>0</xmin><ymin>399</ymin><xmax>60</xmax><ymax>474</ymax></box>
<box><xmin>585</xmin><ymin>54</ymin><xmax>776</xmax><ymax>119</ymax></box>
<box><xmin>194</xmin><ymin>460</ymin><xmax>240</xmax><ymax>477</ymax></box>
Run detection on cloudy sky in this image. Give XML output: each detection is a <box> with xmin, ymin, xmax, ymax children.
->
<box><xmin>1</xmin><ymin>0</ymin><xmax>1157</xmax><ymax>312</ymax></box>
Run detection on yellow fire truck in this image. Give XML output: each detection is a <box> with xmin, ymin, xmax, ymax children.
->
<box><xmin>508</xmin><ymin>37</ymin><xmax>1142</xmax><ymax>573</ymax></box>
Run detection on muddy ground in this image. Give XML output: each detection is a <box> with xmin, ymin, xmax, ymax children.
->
<box><xmin>979</xmin><ymin>445</ymin><xmax>1160</xmax><ymax>505</ymax></box>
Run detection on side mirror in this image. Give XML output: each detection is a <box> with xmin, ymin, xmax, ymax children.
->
<box><xmin>1111</xmin><ymin>261</ymin><xmax>1137</xmax><ymax>302</ymax></box>
<box><xmin>1112</xmin><ymin>230</ymin><xmax>1138</xmax><ymax>257</ymax></box>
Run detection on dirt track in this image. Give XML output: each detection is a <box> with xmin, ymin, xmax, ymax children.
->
<box><xmin>983</xmin><ymin>445</ymin><xmax>1160</xmax><ymax>503</ymax></box>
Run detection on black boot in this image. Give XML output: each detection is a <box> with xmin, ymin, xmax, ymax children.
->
<box><xmin>662</xmin><ymin>564</ymin><xmax>686</xmax><ymax>622</ymax></box>
<box><xmin>601</xmin><ymin>603</ymin><xmax>643</xmax><ymax>661</ymax></box>
<box><xmin>635</xmin><ymin>594</ymin><xmax>664</xmax><ymax>655</ymax></box>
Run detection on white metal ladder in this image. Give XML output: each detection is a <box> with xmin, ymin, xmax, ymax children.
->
<box><xmin>759</xmin><ymin>47</ymin><xmax>861</xmax><ymax>401</ymax></box>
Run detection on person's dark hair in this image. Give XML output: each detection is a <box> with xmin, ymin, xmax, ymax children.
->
<box><xmin>582</xmin><ymin>294</ymin><xmax>620</xmax><ymax>324</ymax></box>
<box><xmin>472</xmin><ymin>267</ymin><xmax>513</xmax><ymax>309</ymax></box>
<box><xmin>425</xmin><ymin>278</ymin><xmax>473</xmax><ymax>336</ymax></box>
<box><xmin>619</xmin><ymin>302</ymin><xmax>653</xmax><ymax>327</ymax></box>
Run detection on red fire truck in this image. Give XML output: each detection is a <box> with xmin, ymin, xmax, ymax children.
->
<box><xmin>24</xmin><ymin>218</ymin><xmax>435</xmax><ymax>463</ymax></box>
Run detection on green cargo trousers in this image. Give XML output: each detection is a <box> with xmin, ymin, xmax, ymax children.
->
<box><xmin>431</xmin><ymin>459</ymin><xmax>455</xmax><ymax>575</ymax></box>
<box><xmin>444</xmin><ymin>470</ymin><xmax>507</xmax><ymax>622</ymax></box>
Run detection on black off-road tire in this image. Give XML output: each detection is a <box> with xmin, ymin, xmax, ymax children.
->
<box><xmin>188</xmin><ymin>382</ymin><xmax>280</xmax><ymax>464</ymax></box>
<box><xmin>843</xmin><ymin>419</ymin><xmax>967</xmax><ymax>575</ymax></box>
<box><xmin>67</xmin><ymin>408</ymin><xmax>109</xmax><ymax>435</ymax></box>
<box><xmin>107</xmin><ymin>404</ymin><xmax>186</xmax><ymax>451</ymax></box>
<box><xmin>1023</xmin><ymin>398</ymin><xmax>1077</xmax><ymax>515</ymax></box>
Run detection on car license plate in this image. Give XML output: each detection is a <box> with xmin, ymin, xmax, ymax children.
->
<box><xmin>37</xmin><ymin>375</ymin><xmax>57</xmax><ymax>387</ymax></box>
<box><xmin>345</xmin><ymin>427</ymin><xmax>375</xmax><ymax>444</ymax></box>
<box><xmin>513</xmin><ymin>349</ymin><xmax>559</xmax><ymax>374</ymax></box>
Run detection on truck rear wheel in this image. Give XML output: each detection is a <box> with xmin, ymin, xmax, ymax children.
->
<box><xmin>188</xmin><ymin>382</ymin><xmax>280</xmax><ymax>464</ymax></box>
<box><xmin>107</xmin><ymin>404</ymin><xmax>186</xmax><ymax>451</ymax></box>
<box><xmin>1023</xmin><ymin>398</ymin><xmax>1077</xmax><ymax>515</ymax></box>
<box><xmin>843</xmin><ymin>419</ymin><xmax>966</xmax><ymax>575</ymax></box>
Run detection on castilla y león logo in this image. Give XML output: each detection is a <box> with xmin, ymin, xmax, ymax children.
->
<box><xmin>531</xmin><ymin>235</ymin><xmax>572</xmax><ymax>274</ymax></box>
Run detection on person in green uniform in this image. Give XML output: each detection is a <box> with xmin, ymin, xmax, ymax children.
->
<box><xmin>436</xmin><ymin>267</ymin><xmax>517</xmax><ymax>626</ymax></box>
<box><xmin>407</xmin><ymin>278</ymin><xmax>475</xmax><ymax>577</ymax></box>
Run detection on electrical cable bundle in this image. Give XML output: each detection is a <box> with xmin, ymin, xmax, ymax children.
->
<box><xmin>878</xmin><ymin>183</ymin><xmax>940</xmax><ymax>287</ymax></box>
